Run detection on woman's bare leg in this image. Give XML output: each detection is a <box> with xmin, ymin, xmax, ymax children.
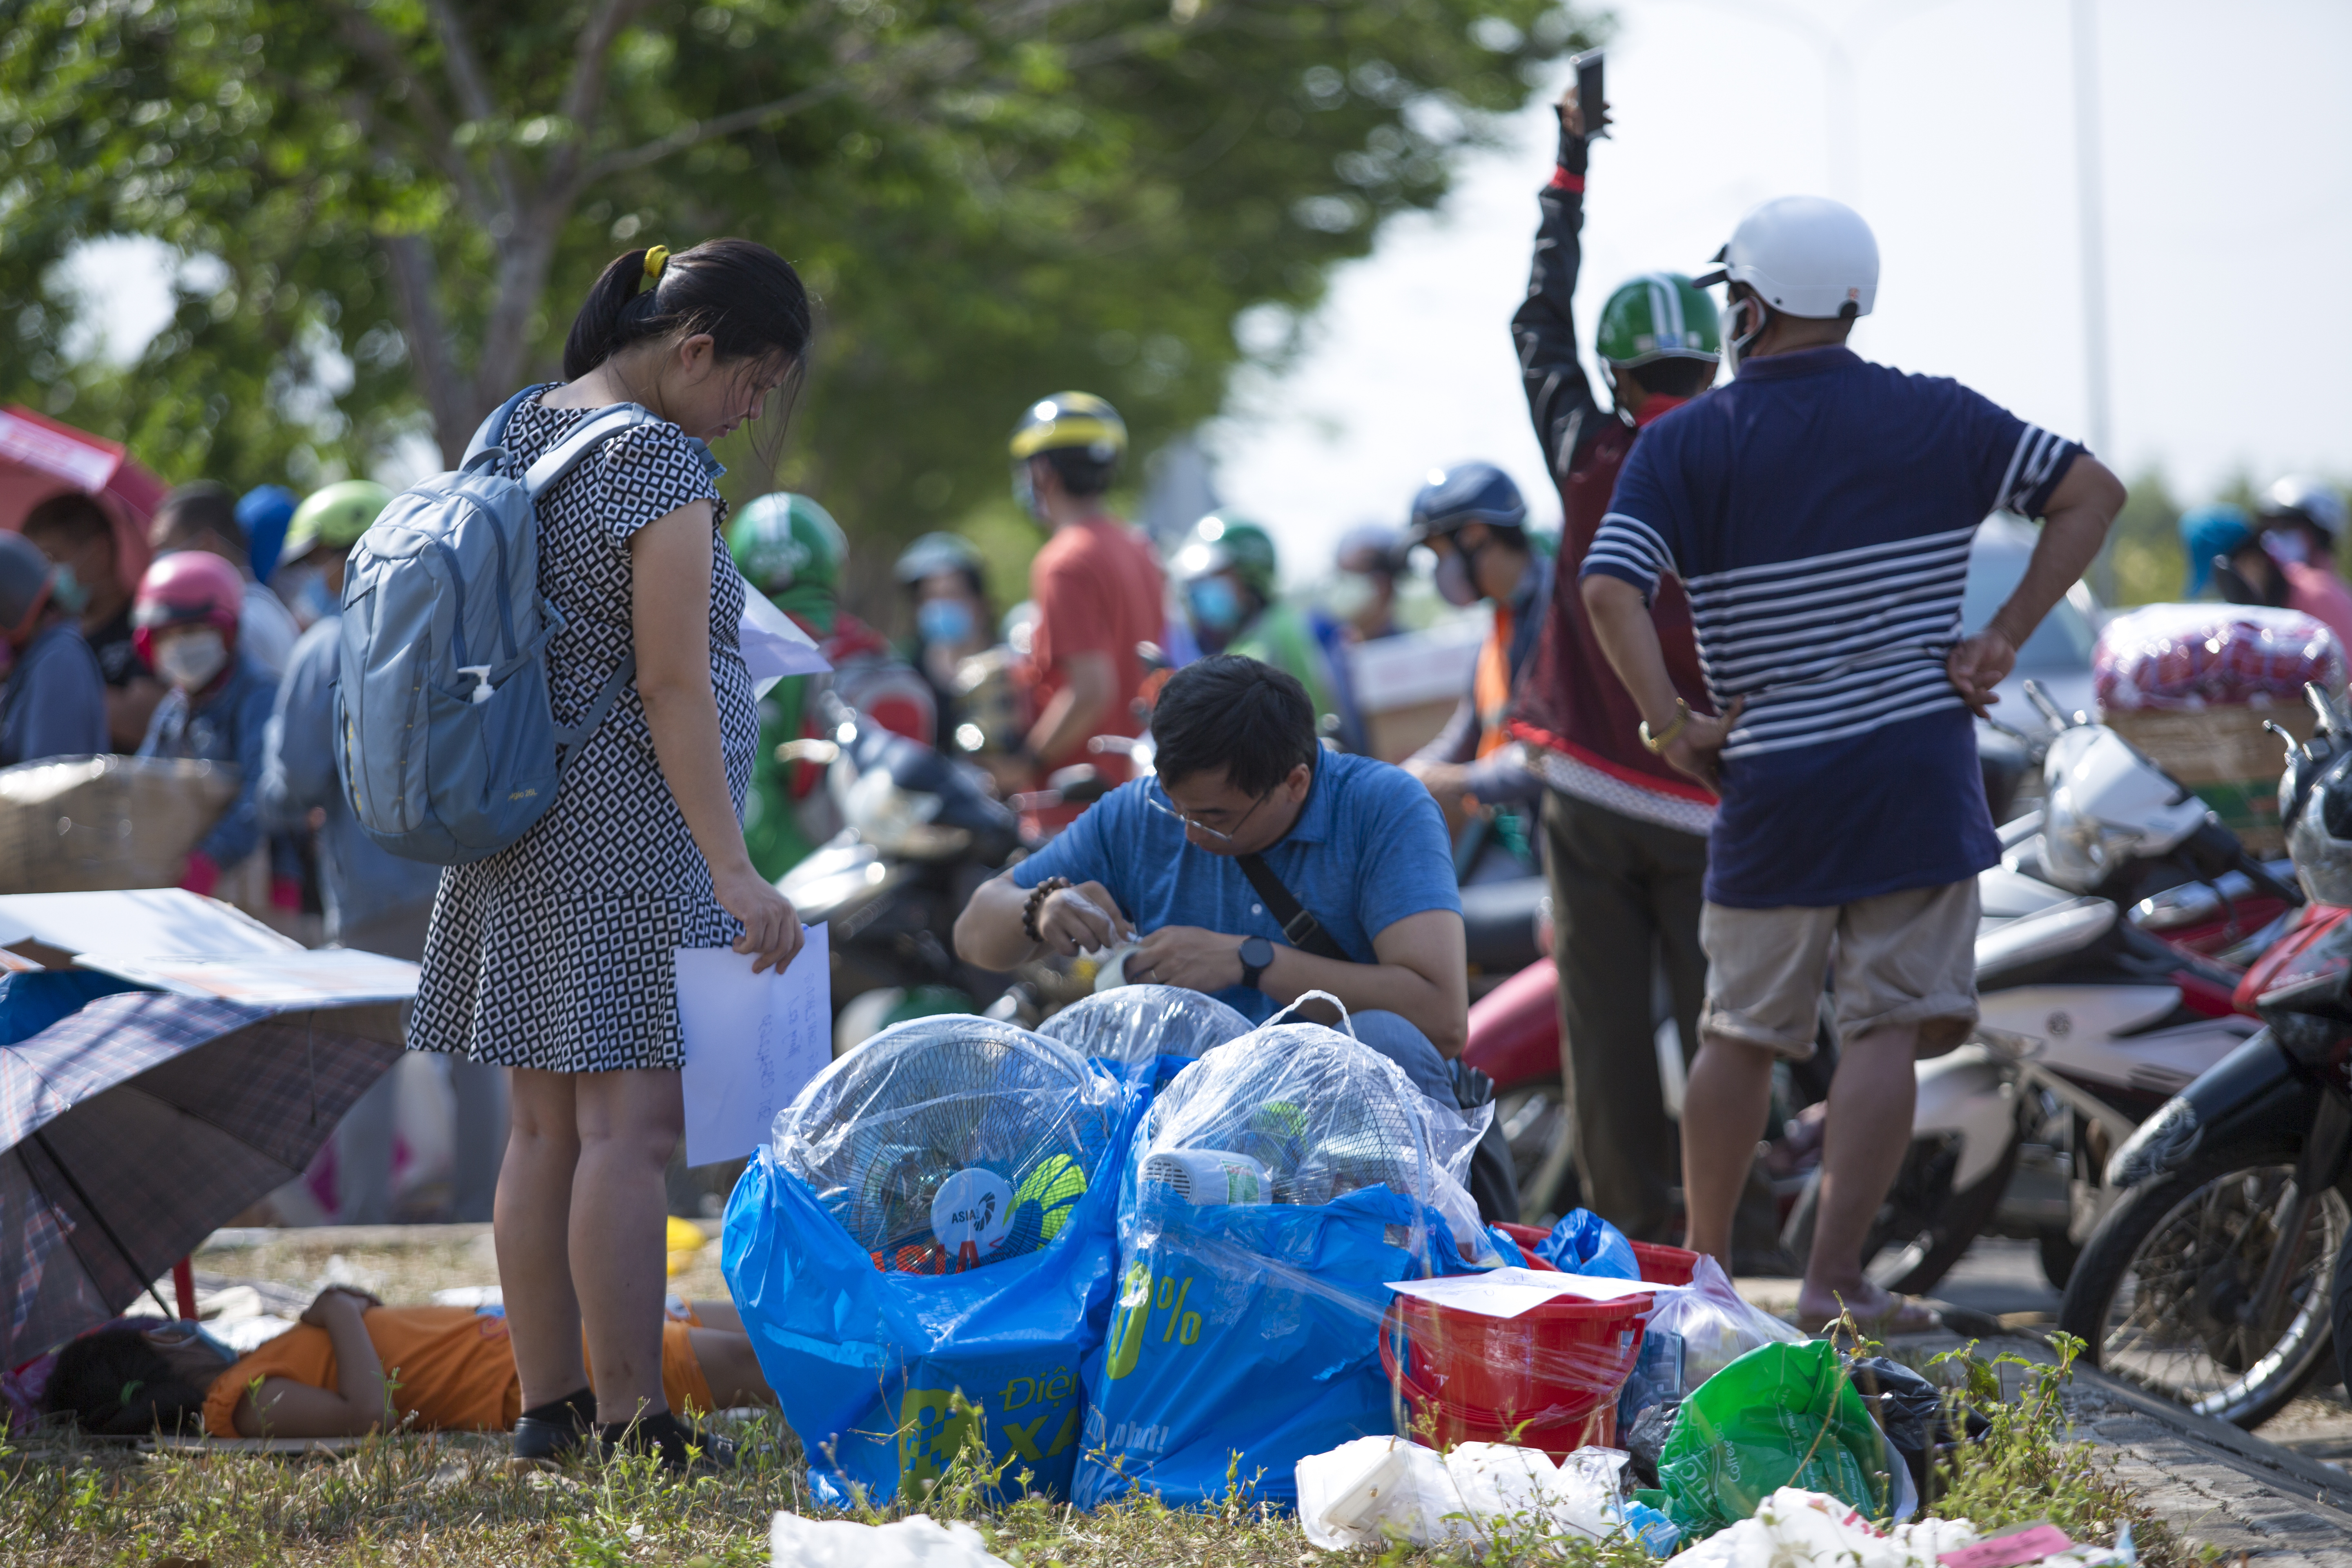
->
<box><xmin>573</xmin><ymin>1069</ymin><xmax>684</xmax><ymax>1426</ymax></box>
<box><xmin>497</xmin><ymin>1068</ymin><xmax>588</xmax><ymax>1408</ymax></box>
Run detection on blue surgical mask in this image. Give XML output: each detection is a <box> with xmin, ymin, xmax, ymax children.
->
<box><xmin>916</xmin><ymin>597</ymin><xmax>976</xmax><ymax>647</ymax></box>
<box><xmin>1187</xmin><ymin>577</ymin><xmax>1244</xmax><ymax>635</ymax></box>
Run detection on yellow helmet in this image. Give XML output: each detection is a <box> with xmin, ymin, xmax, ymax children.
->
<box><xmin>1009</xmin><ymin>391</ymin><xmax>1127</xmax><ymax>463</ymax></box>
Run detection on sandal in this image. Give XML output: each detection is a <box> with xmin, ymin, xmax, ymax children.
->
<box><xmin>1799</xmin><ymin>1290</ymin><xmax>1942</xmax><ymax>1338</ymax></box>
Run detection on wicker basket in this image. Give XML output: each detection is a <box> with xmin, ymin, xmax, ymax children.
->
<box><xmin>2098</xmin><ymin>706</ymin><xmax>2314</xmax><ymax>855</ymax></box>
<box><xmin>0</xmin><ymin>754</ymin><xmax>239</xmax><ymax>893</ymax></box>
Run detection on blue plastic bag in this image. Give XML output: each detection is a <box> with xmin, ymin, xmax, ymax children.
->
<box><xmin>1538</xmin><ymin>1207</ymin><xmax>1639</xmax><ymax>1279</ymax></box>
<box><xmin>1074</xmin><ymin>1182</ymin><xmax>1446</xmax><ymax>1513</ymax></box>
<box><xmin>722</xmin><ymin>1090</ymin><xmax>1147</xmax><ymax>1507</ymax></box>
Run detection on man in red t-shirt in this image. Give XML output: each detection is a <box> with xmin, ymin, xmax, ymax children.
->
<box><xmin>1505</xmin><ymin>88</ymin><xmax>1783</xmax><ymax>1264</ymax></box>
<box><xmin>999</xmin><ymin>392</ymin><xmax>1165</xmax><ymax>816</ymax></box>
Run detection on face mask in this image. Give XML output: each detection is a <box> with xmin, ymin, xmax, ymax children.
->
<box><xmin>157</xmin><ymin>627</ymin><xmax>229</xmax><ymax>691</ymax></box>
<box><xmin>1723</xmin><ymin>292</ymin><xmax>1767</xmax><ymax>374</ymax></box>
<box><xmin>1434</xmin><ymin>545</ymin><xmax>1481</xmax><ymax>608</ymax></box>
<box><xmin>1324</xmin><ymin>571</ymin><xmax>1378</xmax><ymax>623</ymax></box>
<box><xmin>48</xmin><ymin>564</ymin><xmax>88</xmax><ymax>617</ymax></box>
<box><xmin>2263</xmin><ymin>528</ymin><xmax>2312</xmax><ymax>567</ymax></box>
<box><xmin>1187</xmin><ymin>577</ymin><xmax>1245</xmax><ymax>636</ymax></box>
<box><xmin>277</xmin><ymin>563</ymin><xmax>336</xmax><ymax>625</ymax></box>
<box><xmin>916</xmin><ymin>597</ymin><xmax>976</xmax><ymax>647</ymax></box>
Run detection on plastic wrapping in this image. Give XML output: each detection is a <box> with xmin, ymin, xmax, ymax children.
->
<box><xmin>1655</xmin><ymin>1340</ymin><xmax>1902</xmax><ymax>1539</ymax></box>
<box><xmin>1621</xmin><ymin>1254</ymin><xmax>1805</xmax><ymax>1428</ymax></box>
<box><xmin>725</xmin><ymin>1017</ymin><xmax>1140</xmax><ymax>1506</ymax></box>
<box><xmin>1036</xmin><ymin>984</ymin><xmax>1254</xmax><ymax>1069</ymax></box>
<box><xmin>768</xmin><ymin>1511</ymin><xmax>1013</xmax><ymax>1568</ymax></box>
<box><xmin>771</xmin><ymin>1017</ymin><xmax>1124</xmax><ymax>1272</ymax></box>
<box><xmin>2093</xmin><ymin>602</ymin><xmax>2345</xmax><ymax>712</ymax></box>
<box><xmin>1671</xmin><ymin>1488</ymin><xmax>1985</xmax><ymax>1568</ymax></box>
<box><xmin>1076</xmin><ymin>1022</ymin><xmax>1485</xmax><ymax>1511</ymax></box>
<box><xmin>1296</xmin><ymin>1437</ymin><xmax>1671</xmax><ymax>1554</ymax></box>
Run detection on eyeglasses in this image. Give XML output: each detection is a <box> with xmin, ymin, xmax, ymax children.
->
<box><xmin>1147</xmin><ymin>783</ymin><xmax>1273</xmax><ymax>845</ymax></box>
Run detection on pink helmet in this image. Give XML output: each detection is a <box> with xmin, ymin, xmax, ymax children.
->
<box><xmin>133</xmin><ymin>550</ymin><xmax>243</xmax><ymax>667</ymax></box>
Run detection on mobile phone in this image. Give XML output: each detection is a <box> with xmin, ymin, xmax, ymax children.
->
<box><xmin>1572</xmin><ymin>49</ymin><xmax>1607</xmax><ymax>138</ymax></box>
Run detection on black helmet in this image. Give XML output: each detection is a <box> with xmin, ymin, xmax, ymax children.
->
<box><xmin>1010</xmin><ymin>392</ymin><xmax>1127</xmax><ymax>504</ymax></box>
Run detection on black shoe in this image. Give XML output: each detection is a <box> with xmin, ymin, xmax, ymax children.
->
<box><xmin>600</xmin><ymin>1410</ymin><xmax>735</xmax><ymax>1475</ymax></box>
<box><xmin>511</xmin><ymin>1387</ymin><xmax>598</xmax><ymax>1464</ymax></box>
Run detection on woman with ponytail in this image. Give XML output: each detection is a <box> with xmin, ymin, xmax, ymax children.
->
<box><xmin>408</xmin><ymin>238</ymin><xmax>811</xmax><ymax>1471</ymax></box>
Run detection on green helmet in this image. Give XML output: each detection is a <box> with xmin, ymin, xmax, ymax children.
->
<box><xmin>282</xmin><ymin>480</ymin><xmax>393</xmax><ymax>563</ymax></box>
<box><xmin>1595</xmin><ymin>272</ymin><xmax>1722</xmax><ymax>368</ymax></box>
<box><xmin>1175</xmin><ymin>514</ymin><xmax>1278</xmax><ymax>601</ymax></box>
<box><xmin>727</xmin><ymin>492</ymin><xmax>846</xmax><ymax>597</ymax></box>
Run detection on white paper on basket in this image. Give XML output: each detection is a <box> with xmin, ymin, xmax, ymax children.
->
<box><xmin>1385</xmin><ymin>1265</ymin><xmax>1655</xmax><ymax>1320</ymax></box>
<box><xmin>676</xmin><ymin>924</ymin><xmax>831</xmax><ymax>1167</ymax></box>
<box><xmin>737</xmin><ymin>575</ymin><xmax>832</xmax><ymax>698</ymax></box>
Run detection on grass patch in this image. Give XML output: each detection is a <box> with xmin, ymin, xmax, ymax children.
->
<box><xmin>1</xmin><ymin>1335</ymin><xmax>2207</xmax><ymax>1566</ymax></box>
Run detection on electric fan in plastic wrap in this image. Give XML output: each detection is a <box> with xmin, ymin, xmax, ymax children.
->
<box><xmin>1036</xmin><ymin>984</ymin><xmax>1253</xmax><ymax>1068</ymax></box>
<box><xmin>1138</xmin><ymin>1022</ymin><xmax>1434</xmax><ymax>1209</ymax></box>
<box><xmin>771</xmin><ymin>1016</ymin><xmax>1123</xmax><ymax>1274</ymax></box>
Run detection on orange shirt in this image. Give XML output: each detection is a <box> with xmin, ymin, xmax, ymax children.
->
<box><xmin>1025</xmin><ymin>515</ymin><xmax>1165</xmax><ymax>773</ymax></box>
<box><xmin>202</xmin><ymin>1308</ymin><xmax>715</xmax><ymax>1437</ymax></box>
<box><xmin>203</xmin><ymin>1306</ymin><xmax>521</xmax><ymax>1438</ymax></box>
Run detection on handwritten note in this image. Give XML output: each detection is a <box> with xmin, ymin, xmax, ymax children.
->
<box><xmin>675</xmin><ymin>923</ymin><xmax>832</xmax><ymax>1168</ymax></box>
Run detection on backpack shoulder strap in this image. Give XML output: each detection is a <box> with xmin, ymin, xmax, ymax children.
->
<box><xmin>1235</xmin><ymin>852</ymin><xmax>1358</xmax><ymax>964</ymax></box>
<box><xmin>522</xmin><ymin>404</ymin><xmax>663</xmax><ymax>499</ymax></box>
<box><xmin>464</xmin><ymin>385</ymin><xmax>541</xmax><ymax>465</ymax></box>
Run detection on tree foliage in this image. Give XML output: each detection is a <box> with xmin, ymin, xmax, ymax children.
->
<box><xmin>0</xmin><ymin>0</ymin><xmax>1592</xmax><ymax>548</ymax></box>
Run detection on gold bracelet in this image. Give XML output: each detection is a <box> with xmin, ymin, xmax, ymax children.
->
<box><xmin>1639</xmin><ymin>699</ymin><xmax>1692</xmax><ymax>754</ymax></box>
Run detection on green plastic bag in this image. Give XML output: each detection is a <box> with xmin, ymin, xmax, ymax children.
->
<box><xmin>1655</xmin><ymin>1339</ymin><xmax>1896</xmax><ymax>1539</ymax></box>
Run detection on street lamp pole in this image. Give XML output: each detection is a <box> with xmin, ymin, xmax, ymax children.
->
<box><xmin>2072</xmin><ymin>0</ymin><xmax>2118</xmax><ymax>597</ymax></box>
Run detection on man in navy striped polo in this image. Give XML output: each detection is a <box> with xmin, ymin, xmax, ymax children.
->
<box><xmin>1580</xmin><ymin>195</ymin><xmax>2126</xmax><ymax>1330</ymax></box>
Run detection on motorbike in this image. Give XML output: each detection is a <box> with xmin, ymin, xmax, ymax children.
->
<box><xmin>2056</xmin><ymin>685</ymin><xmax>2352</xmax><ymax>1428</ymax></box>
<box><xmin>775</xmin><ymin>694</ymin><xmax>1023</xmax><ymax>1048</ymax></box>
<box><xmin>1782</xmin><ymin>700</ymin><xmax>2312</xmax><ymax>1297</ymax></box>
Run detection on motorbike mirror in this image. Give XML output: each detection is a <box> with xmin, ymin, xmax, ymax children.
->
<box><xmin>777</xmin><ymin>738</ymin><xmax>842</xmax><ymax>766</ymax></box>
<box><xmin>2305</xmin><ymin>680</ymin><xmax>2350</xmax><ymax>739</ymax></box>
<box><xmin>1048</xmin><ymin>763</ymin><xmax>1107</xmax><ymax>804</ymax></box>
<box><xmin>2022</xmin><ymin>678</ymin><xmax>2072</xmax><ymax>729</ymax></box>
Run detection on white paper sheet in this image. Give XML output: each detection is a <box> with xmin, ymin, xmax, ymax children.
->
<box><xmin>72</xmin><ymin>948</ymin><xmax>420</xmax><ymax>1007</ymax></box>
<box><xmin>1386</xmin><ymin>1266</ymin><xmax>1658</xmax><ymax>1320</ymax></box>
<box><xmin>676</xmin><ymin>923</ymin><xmax>831</xmax><ymax>1168</ymax></box>
<box><xmin>737</xmin><ymin>575</ymin><xmax>833</xmax><ymax>699</ymax></box>
<box><xmin>0</xmin><ymin>889</ymin><xmax>302</xmax><ymax>960</ymax></box>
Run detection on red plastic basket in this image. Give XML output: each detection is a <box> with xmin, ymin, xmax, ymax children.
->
<box><xmin>1491</xmin><ymin>1223</ymin><xmax>1699</xmax><ymax>1287</ymax></box>
<box><xmin>1380</xmin><ymin>1286</ymin><xmax>1652</xmax><ymax>1460</ymax></box>
<box><xmin>1630</xmin><ymin>1240</ymin><xmax>1699</xmax><ymax>1285</ymax></box>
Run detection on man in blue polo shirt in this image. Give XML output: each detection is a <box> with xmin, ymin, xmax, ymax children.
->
<box><xmin>955</xmin><ymin>655</ymin><xmax>1501</xmax><ymax>1200</ymax></box>
<box><xmin>1581</xmin><ymin>195</ymin><xmax>2125</xmax><ymax>1330</ymax></box>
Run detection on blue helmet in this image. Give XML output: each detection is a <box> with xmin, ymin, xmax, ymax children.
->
<box><xmin>2180</xmin><ymin>503</ymin><xmax>2254</xmax><ymax>597</ymax></box>
<box><xmin>236</xmin><ymin>484</ymin><xmax>299</xmax><ymax>583</ymax></box>
<box><xmin>1408</xmin><ymin>461</ymin><xmax>1527</xmax><ymax>543</ymax></box>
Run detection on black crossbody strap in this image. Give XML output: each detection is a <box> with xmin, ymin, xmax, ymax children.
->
<box><xmin>1235</xmin><ymin>852</ymin><xmax>1356</xmax><ymax>964</ymax></box>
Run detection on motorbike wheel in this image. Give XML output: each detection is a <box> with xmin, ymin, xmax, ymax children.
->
<box><xmin>2058</xmin><ymin>1155</ymin><xmax>2347</xmax><ymax>1429</ymax></box>
<box><xmin>1495</xmin><ymin>1077</ymin><xmax>1579</xmax><ymax>1226</ymax></box>
<box><xmin>1780</xmin><ymin>1129</ymin><xmax>2020</xmax><ymax>1296</ymax></box>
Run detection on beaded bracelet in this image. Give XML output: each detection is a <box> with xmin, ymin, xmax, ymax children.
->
<box><xmin>1022</xmin><ymin>877</ymin><xmax>1073</xmax><ymax>943</ymax></box>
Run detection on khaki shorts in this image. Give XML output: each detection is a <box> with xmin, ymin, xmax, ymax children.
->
<box><xmin>1699</xmin><ymin>880</ymin><xmax>1980</xmax><ymax>1061</ymax></box>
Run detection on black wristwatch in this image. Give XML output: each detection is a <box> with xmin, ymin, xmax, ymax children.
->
<box><xmin>1238</xmin><ymin>935</ymin><xmax>1275</xmax><ymax>993</ymax></box>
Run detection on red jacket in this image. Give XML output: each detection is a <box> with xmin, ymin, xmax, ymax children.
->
<box><xmin>1503</xmin><ymin>138</ymin><xmax>1716</xmax><ymax>822</ymax></box>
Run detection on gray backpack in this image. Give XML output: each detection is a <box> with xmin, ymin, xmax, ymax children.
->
<box><xmin>334</xmin><ymin>388</ymin><xmax>659</xmax><ymax>864</ymax></box>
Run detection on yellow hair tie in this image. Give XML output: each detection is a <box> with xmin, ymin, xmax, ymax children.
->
<box><xmin>642</xmin><ymin>244</ymin><xmax>670</xmax><ymax>287</ymax></box>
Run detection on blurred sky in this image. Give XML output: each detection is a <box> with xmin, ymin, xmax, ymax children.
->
<box><xmin>1208</xmin><ymin>0</ymin><xmax>2352</xmax><ymax>585</ymax></box>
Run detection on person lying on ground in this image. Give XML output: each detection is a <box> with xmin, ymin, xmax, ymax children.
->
<box><xmin>45</xmin><ymin>1288</ymin><xmax>773</xmax><ymax>1443</ymax></box>
<box><xmin>954</xmin><ymin>654</ymin><xmax>1517</xmax><ymax>1218</ymax></box>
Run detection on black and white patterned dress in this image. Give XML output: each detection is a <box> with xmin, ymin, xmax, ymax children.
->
<box><xmin>410</xmin><ymin>389</ymin><xmax>755</xmax><ymax>1074</ymax></box>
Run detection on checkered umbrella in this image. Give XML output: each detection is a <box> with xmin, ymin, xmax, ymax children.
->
<box><xmin>0</xmin><ymin>991</ymin><xmax>402</xmax><ymax>1369</ymax></box>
